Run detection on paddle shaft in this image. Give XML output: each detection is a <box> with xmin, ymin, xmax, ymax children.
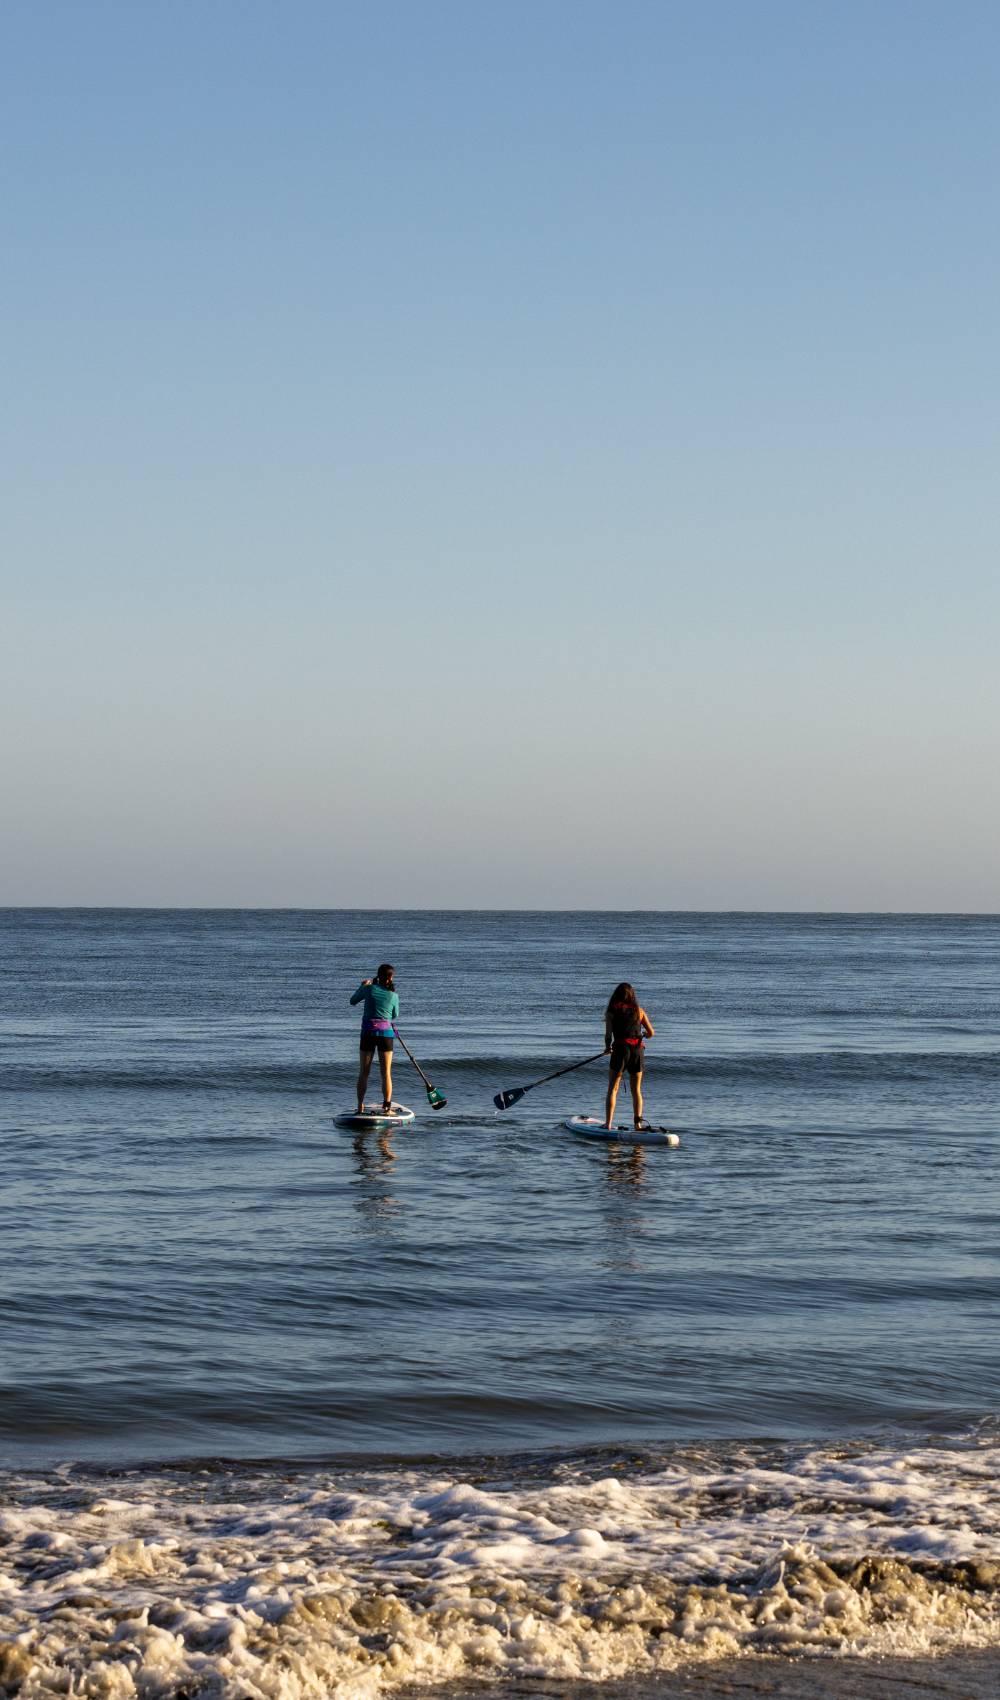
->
<box><xmin>501</xmin><ymin>1049</ymin><xmax>608</xmax><ymax>1104</ymax></box>
<box><xmin>393</xmin><ymin>1027</ymin><xmax>437</xmax><ymax>1091</ymax></box>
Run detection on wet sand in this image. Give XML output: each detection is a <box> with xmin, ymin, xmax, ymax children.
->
<box><xmin>429</xmin><ymin>1649</ymin><xmax>1000</xmax><ymax>1699</ymax></box>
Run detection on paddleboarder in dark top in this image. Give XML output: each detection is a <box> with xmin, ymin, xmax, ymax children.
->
<box><xmin>604</xmin><ymin>983</ymin><xmax>654</xmax><ymax>1130</ymax></box>
<box><xmin>351</xmin><ymin>964</ymin><xmax>400</xmax><ymax>1113</ymax></box>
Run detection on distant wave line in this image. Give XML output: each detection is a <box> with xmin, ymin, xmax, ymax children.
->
<box><xmin>1</xmin><ymin>1049</ymin><xmax>997</xmax><ymax>1093</ymax></box>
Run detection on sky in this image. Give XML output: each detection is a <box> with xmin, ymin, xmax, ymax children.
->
<box><xmin>2</xmin><ymin>0</ymin><xmax>998</xmax><ymax>909</ymax></box>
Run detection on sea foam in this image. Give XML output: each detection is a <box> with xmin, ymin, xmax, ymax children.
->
<box><xmin>1</xmin><ymin>1435</ymin><xmax>999</xmax><ymax>1697</ymax></box>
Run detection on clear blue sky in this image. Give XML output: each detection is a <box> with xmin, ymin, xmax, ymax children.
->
<box><xmin>2</xmin><ymin>0</ymin><xmax>997</xmax><ymax>908</ymax></box>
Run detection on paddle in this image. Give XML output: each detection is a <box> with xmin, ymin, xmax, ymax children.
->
<box><xmin>493</xmin><ymin>1050</ymin><xmax>608</xmax><ymax>1111</ymax></box>
<box><xmin>393</xmin><ymin>1027</ymin><xmax>447</xmax><ymax>1109</ymax></box>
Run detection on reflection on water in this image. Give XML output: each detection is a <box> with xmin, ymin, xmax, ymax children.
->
<box><xmin>597</xmin><ymin>1143</ymin><xmax>647</xmax><ymax>1272</ymax></box>
<box><xmin>606</xmin><ymin>1143</ymin><xmax>646</xmax><ymax>1192</ymax></box>
<box><xmin>350</xmin><ymin>1131</ymin><xmax>399</xmax><ymax>1228</ymax></box>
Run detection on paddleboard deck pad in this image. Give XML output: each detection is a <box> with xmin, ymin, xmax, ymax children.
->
<box><xmin>565</xmin><ymin>1116</ymin><xmax>680</xmax><ymax>1147</ymax></box>
<box><xmin>335</xmin><ymin>1104</ymin><xmax>415</xmax><ymax>1130</ymax></box>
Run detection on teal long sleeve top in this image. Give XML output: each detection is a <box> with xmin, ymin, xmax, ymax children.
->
<box><xmin>350</xmin><ymin>982</ymin><xmax>400</xmax><ymax>1025</ymax></box>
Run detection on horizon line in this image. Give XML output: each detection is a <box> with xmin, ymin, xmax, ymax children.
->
<box><xmin>2</xmin><ymin>905</ymin><xmax>998</xmax><ymax>918</ymax></box>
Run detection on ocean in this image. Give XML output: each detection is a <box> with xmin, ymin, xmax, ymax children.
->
<box><xmin>1</xmin><ymin>908</ymin><xmax>998</xmax><ymax>1698</ymax></box>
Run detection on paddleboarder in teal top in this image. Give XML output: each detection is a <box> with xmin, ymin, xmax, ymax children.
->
<box><xmin>604</xmin><ymin>983</ymin><xmax>654</xmax><ymax>1130</ymax></box>
<box><xmin>351</xmin><ymin>964</ymin><xmax>400</xmax><ymax>1114</ymax></box>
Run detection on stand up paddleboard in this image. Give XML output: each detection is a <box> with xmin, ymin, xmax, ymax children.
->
<box><xmin>335</xmin><ymin>1104</ymin><xmax>416</xmax><ymax>1130</ymax></box>
<box><xmin>565</xmin><ymin>1116</ymin><xmax>680</xmax><ymax>1148</ymax></box>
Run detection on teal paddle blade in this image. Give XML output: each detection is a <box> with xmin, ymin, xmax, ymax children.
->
<box><xmin>428</xmin><ymin>1087</ymin><xmax>447</xmax><ymax>1110</ymax></box>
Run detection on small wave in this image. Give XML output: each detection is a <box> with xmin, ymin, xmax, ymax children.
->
<box><xmin>0</xmin><ymin>1062</ymin><xmax>344</xmax><ymax>1093</ymax></box>
<box><xmin>662</xmin><ymin>1051</ymin><xmax>1000</xmax><ymax>1084</ymax></box>
<box><xmin>4</xmin><ymin>1048</ymin><xmax>997</xmax><ymax>1096</ymax></box>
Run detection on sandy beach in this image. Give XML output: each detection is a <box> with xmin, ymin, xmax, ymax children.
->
<box><xmin>435</xmin><ymin>1648</ymin><xmax>1000</xmax><ymax>1698</ymax></box>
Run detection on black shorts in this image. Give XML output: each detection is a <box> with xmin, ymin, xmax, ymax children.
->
<box><xmin>360</xmin><ymin>1033</ymin><xmax>393</xmax><ymax>1054</ymax></box>
<box><xmin>609</xmin><ymin>1042</ymin><xmax>644</xmax><ymax>1075</ymax></box>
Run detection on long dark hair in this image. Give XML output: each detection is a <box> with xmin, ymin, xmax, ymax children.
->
<box><xmin>376</xmin><ymin>963</ymin><xmax>395</xmax><ymax>989</ymax></box>
<box><xmin>606</xmin><ymin>982</ymin><xmax>638</xmax><ymax>1017</ymax></box>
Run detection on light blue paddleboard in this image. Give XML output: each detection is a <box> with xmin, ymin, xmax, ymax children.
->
<box><xmin>335</xmin><ymin>1104</ymin><xmax>415</xmax><ymax>1130</ymax></box>
<box><xmin>565</xmin><ymin>1116</ymin><xmax>680</xmax><ymax>1148</ymax></box>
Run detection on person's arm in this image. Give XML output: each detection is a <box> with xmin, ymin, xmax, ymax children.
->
<box><xmin>350</xmin><ymin>979</ymin><xmax>372</xmax><ymax>1006</ymax></box>
<box><xmin>391</xmin><ymin>992</ymin><xmax>400</xmax><ymax>1022</ymax></box>
<box><xmin>640</xmin><ymin>1008</ymin><xmax>654</xmax><ymax>1038</ymax></box>
<box><xmin>604</xmin><ymin>1013</ymin><xmax>613</xmax><ymax>1050</ymax></box>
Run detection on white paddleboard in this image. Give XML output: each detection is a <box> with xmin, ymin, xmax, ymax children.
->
<box><xmin>335</xmin><ymin>1104</ymin><xmax>416</xmax><ymax>1130</ymax></box>
<box><xmin>565</xmin><ymin>1116</ymin><xmax>680</xmax><ymax>1148</ymax></box>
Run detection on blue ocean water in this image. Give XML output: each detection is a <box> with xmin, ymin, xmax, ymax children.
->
<box><xmin>1</xmin><ymin>908</ymin><xmax>998</xmax><ymax>1464</ymax></box>
<box><xmin>2</xmin><ymin>911</ymin><xmax>999</xmax><ymax>1697</ymax></box>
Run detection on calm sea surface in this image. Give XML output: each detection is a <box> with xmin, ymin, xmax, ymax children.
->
<box><xmin>1</xmin><ymin>909</ymin><xmax>998</xmax><ymax>1696</ymax></box>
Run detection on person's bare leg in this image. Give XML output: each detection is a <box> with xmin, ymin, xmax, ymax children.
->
<box><xmin>357</xmin><ymin>1050</ymin><xmax>373</xmax><ymax>1113</ymax></box>
<box><xmin>605</xmin><ymin>1065</ymin><xmax>624</xmax><ymax>1129</ymax></box>
<box><xmin>630</xmin><ymin>1069</ymin><xmax>644</xmax><ymax>1128</ymax></box>
<box><xmin>379</xmin><ymin>1049</ymin><xmax>393</xmax><ymax>1110</ymax></box>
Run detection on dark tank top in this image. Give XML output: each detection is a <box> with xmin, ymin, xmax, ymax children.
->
<box><xmin>608</xmin><ymin>1001</ymin><xmax>643</xmax><ymax>1044</ymax></box>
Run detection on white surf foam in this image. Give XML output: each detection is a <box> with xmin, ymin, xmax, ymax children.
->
<box><xmin>1</xmin><ymin>1435</ymin><xmax>999</xmax><ymax>1697</ymax></box>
